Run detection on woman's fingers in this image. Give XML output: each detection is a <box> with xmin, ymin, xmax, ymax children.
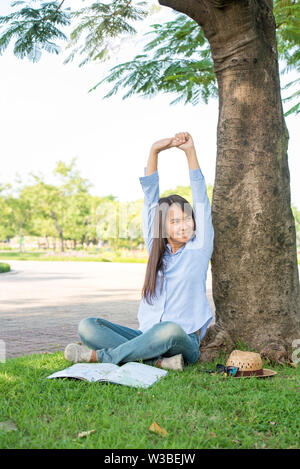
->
<box><xmin>174</xmin><ymin>132</ymin><xmax>189</xmax><ymax>144</ymax></box>
<box><xmin>175</xmin><ymin>132</ymin><xmax>189</xmax><ymax>138</ymax></box>
<box><xmin>152</xmin><ymin>133</ymin><xmax>191</xmax><ymax>151</ymax></box>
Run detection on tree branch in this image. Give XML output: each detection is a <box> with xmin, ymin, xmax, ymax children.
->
<box><xmin>102</xmin><ymin>0</ymin><xmax>133</xmax><ymax>18</ymax></box>
<box><xmin>158</xmin><ymin>0</ymin><xmax>210</xmax><ymax>26</ymax></box>
<box><xmin>205</xmin><ymin>0</ymin><xmax>233</xmax><ymax>7</ymax></box>
<box><xmin>204</xmin><ymin>0</ymin><xmax>272</xmax><ymax>12</ymax></box>
<box><xmin>38</xmin><ymin>0</ymin><xmax>66</xmax><ymax>22</ymax></box>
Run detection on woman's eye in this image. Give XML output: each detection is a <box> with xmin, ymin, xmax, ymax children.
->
<box><xmin>171</xmin><ymin>218</ymin><xmax>192</xmax><ymax>225</ymax></box>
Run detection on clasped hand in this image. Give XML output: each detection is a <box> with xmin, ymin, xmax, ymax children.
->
<box><xmin>151</xmin><ymin>132</ymin><xmax>195</xmax><ymax>154</ymax></box>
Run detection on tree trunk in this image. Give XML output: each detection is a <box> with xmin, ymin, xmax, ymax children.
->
<box><xmin>159</xmin><ymin>0</ymin><xmax>300</xmax><ymax>363</ymax></box>
<box><xmin>50</xmin><ymin>211</ymin><xmax>64</xmax><ymax>252</ymax></box>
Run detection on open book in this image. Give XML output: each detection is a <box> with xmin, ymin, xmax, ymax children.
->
<box><xmin>46</xmin><ymin>361</ymin><xmax>168</xmax><ymax>388</ymax></box>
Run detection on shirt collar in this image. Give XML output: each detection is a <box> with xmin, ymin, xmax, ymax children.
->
<box><xmin>166</xmin><ymin>241</ymin><xmax>185</xmax><ymax>255</ymax></box>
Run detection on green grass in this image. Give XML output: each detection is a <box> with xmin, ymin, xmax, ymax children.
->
<box><xmin>0</xmin><ymin>262</ymin><xmax>10</xmax><ymax>273</ymax></box>
<box><xmin>0</xmin><ymin>251</ymin><xmax>148</xmax><ymax>263</ymax></box>
<box><xmin>0</xmin><ymin>250</ymin><xmax>298</xmax><ymax>264</ymax></box>
<box><xmin>0</xmin><ymin>352</ymin><xmax>299</xmax><ymax>449</ymax></box>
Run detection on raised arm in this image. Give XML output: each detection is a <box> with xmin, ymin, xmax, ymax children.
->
<box><xmin>189</xmin><ymin>166</ymin><xmax>214</xmax><ymax>259</ymax></box>
<box><xmin>139</xmin><ymin>135</ymin><xmax>188</xmax><ymax>254</ymax></box>
<box><xmin>145</xmin><ymin>147</ymin><xmax>159</xmax><ymax>176</ymax></box>
<box><xmin>139</xmin><ymin>148</ymin><xmax>160</xmax><ymax>254</ymax></box>
<box><xmin>186</xmin><ymin>147</ymin><xmax>214</xmax><ymax>259</ymax></box>
<box><xmin>173</xmin><ymin>132</ymin><xmax>214</xmax><ymax>259</ymax></box>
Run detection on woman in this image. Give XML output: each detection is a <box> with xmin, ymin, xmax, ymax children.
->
<box><xmin>64</xmin><ymin>131</ymin><xmax>214</xmax><ymax>370</ymax></box>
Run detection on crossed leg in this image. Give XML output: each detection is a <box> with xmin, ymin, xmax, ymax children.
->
<box><xmin>78</xmin><ymin>317</ymin><xmax>200</xmax><ymax>365</ymax></box>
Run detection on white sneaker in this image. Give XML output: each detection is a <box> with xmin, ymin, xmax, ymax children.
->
<box><xmin>158</xmin><ymin>354</ymin><xmax>184</xmax><ymax>371</ymax></box>
<box><xmin>64</xmin><ymin>343</ymin><xmax>93</xmax><ymax>363</ymax></box>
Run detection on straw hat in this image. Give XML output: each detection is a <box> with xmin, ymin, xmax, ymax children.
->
<box><xmin>226</xmin><ymin>350</ymin><xmax>277</xmax><ymax>378</ymax></box>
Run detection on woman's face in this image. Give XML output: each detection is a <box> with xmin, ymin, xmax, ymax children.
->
<box><xmin>165</xmin><ymin>203</ymin><xmax>195</xmax><ymax>244</ymax></box>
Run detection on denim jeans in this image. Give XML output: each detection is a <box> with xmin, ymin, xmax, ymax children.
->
<box><xmin>78</xmin><ymin>317</ymin><xmax>200</xmax><ymax>366</ymax></box>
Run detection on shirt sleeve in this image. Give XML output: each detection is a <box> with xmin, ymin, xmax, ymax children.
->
<box><xmin>189</xmin><ymin>168</ymin><xmax>214</xmax><ymax>259</ymax></box>
<box><xmin>139</xmin><ymin>167</ymin><xmax>160</xmax><ymax>254</ymax></box>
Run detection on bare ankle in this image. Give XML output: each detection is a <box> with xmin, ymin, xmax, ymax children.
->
<box><xmin>90</xmin><ymin>350</ymin><xmax>97</xmax><ymax>362</ymax></box>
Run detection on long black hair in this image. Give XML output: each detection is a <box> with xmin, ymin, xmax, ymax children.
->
<box><xmin>141</xmin><ymin>194</ymin><xmax>196</xmax><ymax>305</ymax></box>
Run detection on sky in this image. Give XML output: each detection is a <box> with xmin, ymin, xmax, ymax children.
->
<box><xmin>0</xmin><ymin>0</ymin><xmax>299</xmax><ymax>208</ymax></box>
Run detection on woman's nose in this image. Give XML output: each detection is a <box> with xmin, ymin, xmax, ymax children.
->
<box><xmin>180</xmin><ymin>223</ymin><xmax>191</xmax><ymax>233</ymax></box>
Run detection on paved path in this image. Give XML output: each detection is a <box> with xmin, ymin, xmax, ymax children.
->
<box><xmin>0</xmin><ymin>261</ymin><xmax>215</xmax><ymax>359</ymax></box>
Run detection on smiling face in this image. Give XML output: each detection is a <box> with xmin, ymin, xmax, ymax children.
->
<box><xmin>165</xmin><ymin>203</ymin><xmax>195</xmax><ymax>244</ymax></box>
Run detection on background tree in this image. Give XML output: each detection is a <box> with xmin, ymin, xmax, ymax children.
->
<box><xmin>23</xmin><ymin>179</ymin><xmax>67</xmax><ymax>251</ymax></box>
<box><xmin>96</xmin><ymin>197</ymin><xmax>120</xmax><ymax>251</ymax></box>
<box><xmin>123</xmin><ymin>198</ymin><xmax>144</xmax><ymax>249</ymax></box>
<box><xmin>1</xmin><ymin>158</ymin><xmax>143</xmax><ymax>251</ymax></box>
<box><xmin>86</xmin><ymin>193</ymin><xmax>116</xmax><ymax>246</ymax></box>
<box><xmin>25</xmin><ymin>157</ymin><xmax>92</xmax><ymax>251</ymax></box>
<box><xmin>0</xmin><ymin>183</ymin><xmax>14</xmax><ymax>242</ymax></box>
<box><xmin>21</xmin><ymin>184</ymin><xmax>58</xmax><ymax>248</ymax></box>
<box><xmin>63</xmin><ymin>191</ymin><xmax>91</xmax><ymax>248</ymax></box>
<box><xmin>4</xmin><ymin>175</ymin><xmax>34</xmax><ymax>252</ymax></box>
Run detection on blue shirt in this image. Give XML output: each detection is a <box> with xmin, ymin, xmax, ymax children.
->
<box><xmin>137</xmin><ymin>166</ymin><xmax>214</xmax><ymax>340</ymax></box>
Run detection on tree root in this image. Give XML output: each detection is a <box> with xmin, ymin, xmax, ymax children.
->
<box><xmin>260</xmin><ymin>340</ymin><xmax>288</xmax><ymax>365</ymax></box>
<box><xmin>198</xmin><ymin>322</ymin><xmax>234</xmax><ymax>362</ymax></box>
<box><xmin>198</xmin><ymin>323</ymin><xmax>296</xmax><ymax>365</ymax></box>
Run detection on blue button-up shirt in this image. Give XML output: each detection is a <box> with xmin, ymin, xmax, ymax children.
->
<box><xmin>137</xmin><ymin>166</ymin><xmax>214</xmax><ymax>340</ymax></box>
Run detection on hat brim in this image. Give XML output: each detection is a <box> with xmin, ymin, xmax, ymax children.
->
<box><xmin>234</xmin><ymin>368</ymin><xmax>277</xmax><ymax>378</ymax></box>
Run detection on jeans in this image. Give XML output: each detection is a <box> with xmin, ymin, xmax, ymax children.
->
<box><xmin>78</xmin><ymin>317</ymin><xmax>201</xmax><ymax>366</ymax></box>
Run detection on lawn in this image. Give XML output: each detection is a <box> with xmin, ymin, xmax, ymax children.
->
<box><xmin>0</xmin><ymin>352</ymin><xmax>299</xmax><ymax>449</ymax></box>
<box><xmin>0</xmin><ymin>251</ymin><xmax>148</xmax><ymax>264</ymax></box>
<box><xmin>0</xmin><ymin>250</ymin><xmax>299</xmax><ymax>265</ymax></box>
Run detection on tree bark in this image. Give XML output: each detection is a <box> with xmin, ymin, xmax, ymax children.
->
<box><xmin>159</xmin><ymin>0</ymin><xmax>300</xmax><ymax>362</ymax></box>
